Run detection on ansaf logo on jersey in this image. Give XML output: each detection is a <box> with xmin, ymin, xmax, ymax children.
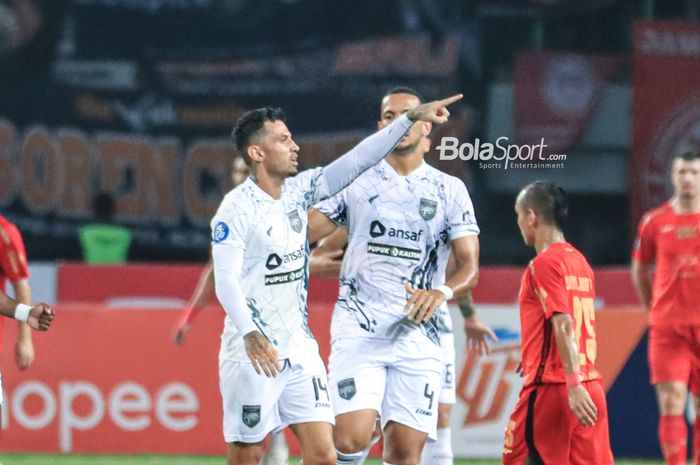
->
<box><xmin>368</xmin><ymin>220</ymin><xmax>423</xmax><ymax>242</ymax></box>
<box><xmin>419</xmin><ymin>198</ymin><xmax>438</xmax><ymax>220</ymax></box>
<box><xmin>264</xmin><ymin>267</ymin><xmax>304</xmax><ymax>286</ymax></box>
<box><xmin>287</xmin><ymin>210</ymin><xmax>303</xmax><ymax>233</ymax></box>
<box><xmin>265</xmin><ymin>245</ymin><xmax>305</xmax><ymax>270</ymax></box>
<box><xmin>212</xmin><ymin>221</ymin><xmax>229</xmax><ymax>243</ymax></box>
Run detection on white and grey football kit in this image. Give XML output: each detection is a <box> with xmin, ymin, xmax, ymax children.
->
<box><xmin>315</xmin><ymin>160</ymin><xmax>479</xmax><ymax>438</ymax></box>
<box><xmin>212</xmin><ymin>115</ymin><xmax>414</xmax><ymax>443</ymax></box>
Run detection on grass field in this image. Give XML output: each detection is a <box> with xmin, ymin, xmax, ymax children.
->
<box><xmin>0</xmin><ymin>455</ymin><xmax>667</xmax><ymax>465</ymax></box>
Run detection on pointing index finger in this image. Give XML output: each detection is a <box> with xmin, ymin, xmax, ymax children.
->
<box><xmin>438</xmin><ymin>93</ymin><xmax>463</xmax><ymax>107</ymax></box>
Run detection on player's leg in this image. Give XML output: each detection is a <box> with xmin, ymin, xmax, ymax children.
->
<box><xmin>649</xmin><ymin>326</ymin><xmax>692</xmax><ymax>465</ymax></box>
<box><xmin>692</xmin><ymin>394</ymin><xmax>700</xmax><ymax>465</ymax></box>
<box><xmin>220</xmin><ymin>359</ymin><xmax>289</xmax><ymax>465</ymax></box>
<box><xmin>381</xmin><ymin>346</ymin><xmax>442</xmax><ymax>465</ymax></box>
<box><xmin>421</xmin><ymin>332</ymin><xmax>456</xmax><ymax>465</ymax></box>
<box><xmin>689</xmin><ymin>330</ymin><xmax>700</xmax><ymax>465</ymax></box>
<box><xmin>569</xmin><ymin>380</ymin><xmax>614</xmax><ymax>465</ymax></box>
<box><xmin>502</xmin><ymin>385</ymin><xmax>572</xmax><ymax>465</ymax></box>
<box><xmin>278</xmin><ymin>352</ymin><xmax>336</xmax><ymax>465</ymax></box>
<box><xmin>329</xmin><ymin>338</ymin><xmax>387</xmax><ymax>464</ymax></box>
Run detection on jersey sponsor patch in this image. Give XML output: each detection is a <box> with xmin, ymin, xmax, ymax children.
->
<box><xmin>241</xmin><ymin>405</ymin><xmax>261</xmax><ymax>427</ymax></box>
<box><xmin>264</xmin><ymin>267</ymin><xmax>304</xmax><ymax>285</ymax></box>
<box><xmin>212</xmin><ymin>221</ymin><xmax>229</xmax><ymax>243</ymax></box>
<box><xmin>367</xmin><ymin>242</ymin><xmax>421</xmax><ymax>261</ymax></box>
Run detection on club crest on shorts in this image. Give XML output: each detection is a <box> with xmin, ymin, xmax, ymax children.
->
<box><xmin>287</xmin><ymin>210</ymin><xmax>302</xmax><ymax>233</ymax></box>
<box><xmin>419</xmin><ymin>198</ymin><xmax>437</xmax><ymax>220</ymax></box>
<box><xmin>242</xmin><ymin>405</ymin><xmax>261</xmax><ymax>428</ymax></box>
<box><xmin>338</xmin><ymin>378</ymin><xmax>357</xmax><ymax>400</ymax></box>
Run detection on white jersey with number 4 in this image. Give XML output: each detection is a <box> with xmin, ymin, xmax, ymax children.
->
<box><xmin>316</xmin><ymin>160</ymin><xmax>479</xmax><ymax>346</ymax></box>
<box><xmin>211</xmin><ymin>169</ymin><xmax>327</xmax><ymax>363</ymax></box>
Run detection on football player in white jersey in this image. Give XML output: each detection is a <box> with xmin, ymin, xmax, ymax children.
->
<box><xmin>211</xmin><ymin>95</ymin><xmax>462</xmax><ymax>465</ymax></box>
<box><xmin>307</xmin><ymin>88</ymin><xmax>494</xmax><ymax>465</ymax></box>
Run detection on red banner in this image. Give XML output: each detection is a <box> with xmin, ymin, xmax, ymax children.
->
<box><xmin>631</xmin><ymin>20</ymin><xmax>700</xmax><ymax>226</ymax></box>
<box><xmin>515</xmin><ymin>51</ymin><xmax>623</xmax><ymax>154</ymax></box>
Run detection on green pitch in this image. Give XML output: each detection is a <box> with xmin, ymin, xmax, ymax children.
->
<box><xmin>0</xmin><ymin>455</ymin><xmax>667</xmax><ymax>465</ymax></box>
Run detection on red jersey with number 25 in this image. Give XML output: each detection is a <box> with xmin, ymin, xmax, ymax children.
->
<box><xmin>633</xmin><ymin>202</ymin><xmax>700</xmax><ymax>327</ymax></box>
<box><xmin>519</xmin><ymin>242</ymin><xmax>602</xmax><ymax>387</ymax></box>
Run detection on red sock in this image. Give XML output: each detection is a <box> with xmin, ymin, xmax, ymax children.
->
<box><xmin>659</xmin><ymin>415</ymin><xmax>688</xmax><ymax>465</ymax></box>
<box><xmin>694</xmin><ymin>416</ymin><xmax>700</xmax><ymax>465</ymax></box>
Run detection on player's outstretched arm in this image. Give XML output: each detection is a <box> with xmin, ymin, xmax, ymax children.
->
<box><xmin>551</xmin><ymin>313</ymin><xmax>598</xmax><ymax>427</ymax></box>
<box><xmin>174</xmin><ymin>261</ymin><xmax>215</xmax><ymax>346</ymax></box>
<box><xmin>321</xmin><ymin>94</ymin><xmax>463</xmax><ymax>199</ymax></box>
<box><xmin>0</xmin><ymin>292</ymin><xmax>54</xmax><ymax>331</ymax></box>
<box><xmin>309</xmin><ymin>216</ymin><xmax>347</xmax><ymax>278</ymax></box>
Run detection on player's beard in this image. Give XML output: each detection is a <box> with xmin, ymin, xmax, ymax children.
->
<box><xmin>392</xmin><ymin>138</ymin><xmax>421</xmax><ymax>156</ymax></box>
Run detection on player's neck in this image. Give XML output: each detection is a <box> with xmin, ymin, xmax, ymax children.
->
<box><xmin>250</xmin><ymin>170</ymin><xmax>284</xmax><ymax>200</ymax></box>
<box><xmin>386</xmin><ymin>151</ymin><xmax>425</xmax><ymax>176</ymax></box>
<box><xmin>671</xmin><ymin>196</ymin><xmax>700</xmax><ymax>214</ymax></box>
<box><xmin>534</xmin><ymin>228</ymin><xmax>565</xmax><ymax>254</ymax></box>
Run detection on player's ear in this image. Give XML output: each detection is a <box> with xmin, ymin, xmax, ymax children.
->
<box><xmin>248</xmin><ymin>144</ymin><xmax>264</xmax><ymax>164</ymax></box>
<box><xmin>421</xmin><ymin>121</ymin><xmax>432</xmax><ymax>136</ymax></box>
<box><xmin>527</xmin><ymin>209</ymin><xmax>537</xmax><ymax>227</ymax></box>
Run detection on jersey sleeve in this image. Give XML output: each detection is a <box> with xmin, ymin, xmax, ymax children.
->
<box><xmin>529</xmin><ymin>256</ymin><xmax>570</xmax><ymax>320</ymax></box>
<box><xmin>632</xmin><ymin>212</ymin><xmax>656</xmax><ymax>264</ymax></box>
<box><xmin>286</xmin><ymin>167</ymin><xmax>330</xmax><ymax>211</ymax></box>
<box><xmin>210</xmin><ymin>197</ymin><xmax>250</xmax><ymax>251</ymax></box>
<box><xmin>447</xmin><ymin>178</ymin><xmax>480</xmax><ymax>240</ymax></box>
<box><xmin>314</xmin><ymin>189</ymin><xmax>348</xmax><ymax>226</ymax></box>
<box><xmin>0</xmin><ymin>222</ymin><xmax>30</xmax><ymax>282</ymax></box>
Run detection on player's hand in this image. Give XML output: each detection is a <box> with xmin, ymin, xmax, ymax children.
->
<box><xmin>309</xmin><ymin>249</ymin><xmax>343</xmax><ymax>278</ymax></box>
<box><xmin>464</xmin><ymin>316</ymin><xmax>498</xmax><ymax>356</ymax></box>
<box><xmin>15</xmin><ymin>337</ymin><xmax>35</xmax><ymax>370</ymax></box>
<box><xmin>568</xmin><ymin>384</ymin><xmax>598</xmax><ymax>427</ymax></box>
<box><xmin>174</xmin><ymin>323</ymin><xmax>191</xmax><ymax>346</ymax></box>
<box><xmin>406</xmin><ymin>94</ymin><xmax>463</xmax><ymax>124</ymax></box>
<box><xmin>244</xmin><ymin>331</ymin><xmax>282</xmax><ymax>378</ymax></box>
<box><xmin>404</xmin><ymin>282</ymin><xmax>445</xmax><ymax>323</ymax></box>
<box><xmin>27</xmin><ymin>303</ymin><xmax>54</xmax><ymax>331</ymax></box>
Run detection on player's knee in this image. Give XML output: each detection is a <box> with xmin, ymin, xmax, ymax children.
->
<box><xmin>333</xmin><ymin>429</ymin><xmax>372</xmax><ymax>454</ymax></box>
<box><xmin>303</xmin><ymin>447</ymin><xmax>336</xmax><ymax>465</ymax></box>
<box><xmin>383</xmin><ymin>443</ymin><xmax>421</xmax><ymax>465</ymax></box>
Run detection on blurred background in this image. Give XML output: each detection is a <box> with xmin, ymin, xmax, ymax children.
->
<box><xmin>1</xmin><ymin>0</ymin><xmax>699</xmax><ymax>462</ymax></box>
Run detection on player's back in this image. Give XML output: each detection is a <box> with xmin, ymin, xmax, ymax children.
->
<box><xmin>519</xmin><ymin>242</ymin><xmax>601</xmax><ymax>386</ymax></box>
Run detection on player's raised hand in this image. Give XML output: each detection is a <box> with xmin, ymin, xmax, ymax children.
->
<box><xmin>27</xmin><ymin>303</ymin><xmax>54</xmax><ymax>331</ymax></box>
<box><xmin>464</xmin><ymin>316</ymin><xmax>498</xmax><ymax>356</ymax></box>
<box><xmin>568</xmin><ymin>384</ymin><xmax>598</xmax><ymax>427</ymax></box>
<box><xmin>406</xmin><ymin>94</ymin><xmax>463</xmax><ymax>124</ymax></box>
<box><xmin>404</xmin><ymin>282</ymin><xmax>445</xmax><ymax>323</ymax></box>
<box><xmin>243</xmin><ymin>331</ymin><xmax>282</xmax><ymax>378</ymax></box>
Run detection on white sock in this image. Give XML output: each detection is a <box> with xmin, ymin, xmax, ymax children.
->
<box><xmin>420</xmin><ymin>428</ymin><xmax>453</xmax><ymax>465</ymax></box>
<box><xmin>337</xmin><ymin>450</ymin><xmax>367</xmax><ymax>465</ymax></box>
<box><xmin>270</xmin><ymin>430</ymin><xmax>288</xmax><ymax>449</ymax></box>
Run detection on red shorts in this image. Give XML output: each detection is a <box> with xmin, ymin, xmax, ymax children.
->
<box><xmin>648</xmin><ymin>325</ymin><xmax>700</xmax><ymax>390</ymax></box>
<box><xmin>502</xmin><ymin>381</ymin><xmax>613</xmax><ymax>465</ymax></box>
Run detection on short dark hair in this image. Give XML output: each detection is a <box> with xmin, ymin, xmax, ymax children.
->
<box><xmin>383</xmin><ymin>86</ymin><xmax>425</xmax><ymax>103</ymax></box>
<box><xmin>231</xmin><ymin>107</ymin><xmax>286</xmax><ymax>158</ymax></box>
<box><xmin>519</xmin><ymin>181</ymin><xmax>568</xmax><ymax>230</ymax></box>
<box><xmin>675</xmin><ymin>150</ymin><xmax>700</xmax><ymax>162</ymax></box>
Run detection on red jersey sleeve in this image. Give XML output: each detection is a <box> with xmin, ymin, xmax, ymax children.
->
<box><xmin>633</xmin><ymin>212</ymin><xmax>657</xmax><ymax>264</ymax></box>
<box><xmin>0</xmin><ymin>222</ymin><xmax>30</xmax><ymax>282</ymax></box>
<box><xmin>529</xmin><ymin>255</ymin><xmax>570</xmax><ymax>320</ymax></box>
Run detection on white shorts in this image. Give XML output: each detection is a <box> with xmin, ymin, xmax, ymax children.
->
<box><xmin>328</xmin><ymin>336</ymin><xmax>442</xmax><ymax>440</ymax></box>
<box><xmin>219</xmin><ymin>352</ymin><xmax>334</xmax><ymax>443</ymax></box>
<box><xmin>439</xmin><ymin>332</ymin><xmax>456</xmax><ymax>404</ymax></box>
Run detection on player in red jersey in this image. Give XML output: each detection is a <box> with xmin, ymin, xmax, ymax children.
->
<box><xmin>502</xmin><ymin>181</ymin><xmax>613</xmax><ymax>465</ymax></box>
<box><xmin>632</xmin><ymin>150</ymin><xmax>700</xmax><ymax>465</ymax></box>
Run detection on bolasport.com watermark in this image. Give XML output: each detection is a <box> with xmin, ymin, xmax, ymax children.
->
<box><xmin>436</xmin><ymin>136</ymin><xmax>566</xmax><ymax>170</ymax></box>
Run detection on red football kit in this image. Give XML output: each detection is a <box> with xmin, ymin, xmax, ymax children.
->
<box><xmin>503</xmin><ymin>242</ymin><xmax>613</xmax><ymax>465</ymax></box>
<box><xmin>0</xmin><ymin>214</ymin><xmax>30</xmax><ymax>349</ymax></box>
<box><xmin>633</xmin><ymin>202</ymin><xmax>700</xmax><ymax>388</ymax></box>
